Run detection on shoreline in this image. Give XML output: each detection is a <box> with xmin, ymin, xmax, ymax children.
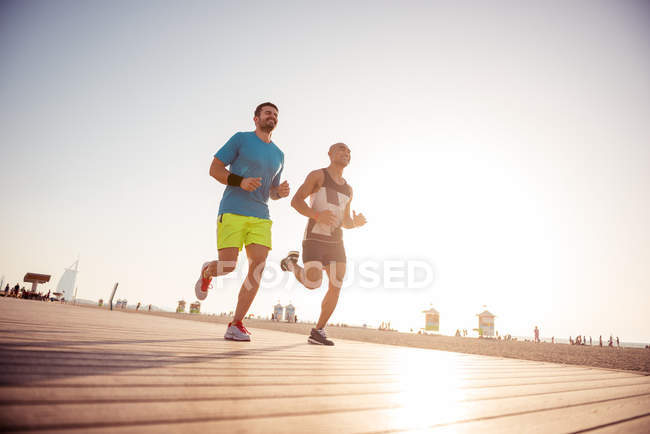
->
<box><xmin>78</xmin><ymin>303</ymin><xmax>650</xmax><ymax>374</ymax></box>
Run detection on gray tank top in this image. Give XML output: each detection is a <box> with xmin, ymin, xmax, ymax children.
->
<box><xmin>303</xmin><ymin>168</ymin><xmax>353</xmax><ymax>243</ymax></box>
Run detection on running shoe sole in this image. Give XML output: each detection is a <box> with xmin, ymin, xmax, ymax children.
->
<box><xmin>281</xmin><ymin>251</ymin><xmax>300</xmax><ymax>271</ymax></box>
<box><xmin>224</xmin><ymin>332</ymin><xmax>250</xmax><ymax>341</ymax></box>
<box><xmin>308</xmin><ymin>337</ymin><xmax>334</xmax><ymax>346</ymax></box>
<box><xmin>194</xmin><ymin>261</ymin><xmax>210</xmax><ymax>301</ymax></box>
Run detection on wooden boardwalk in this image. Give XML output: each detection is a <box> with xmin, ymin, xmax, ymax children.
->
<box><xmin>0</xmin><ymin>298</ymin><xmax>649</xmax><ymax>433</ymax></box>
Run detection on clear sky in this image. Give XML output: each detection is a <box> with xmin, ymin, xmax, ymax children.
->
<box><xmin>1</xmin><ymin>1</ymin><xmax>649</xmax><ymax>342</ymax></box>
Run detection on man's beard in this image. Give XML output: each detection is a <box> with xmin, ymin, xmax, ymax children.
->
<box><xmin>259</xmin><ymin>119</ymin><xmax>276</xmax><ymax>133</ymax></box>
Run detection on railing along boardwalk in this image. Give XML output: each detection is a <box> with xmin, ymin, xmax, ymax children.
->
<box><xmin>0</xmin><ymin>297</ymin><xmax>648</xmax><ymax>433</ymax></box>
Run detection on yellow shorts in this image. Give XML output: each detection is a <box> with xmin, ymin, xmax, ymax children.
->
<box><xmin>217</xmin><ymin>213</ymin><xmax>273</xmax><ymax>251</ymax></box>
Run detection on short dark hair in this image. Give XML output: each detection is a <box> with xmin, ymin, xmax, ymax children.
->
<box><xmin>254</xmin><ymin>102</ymin><xmax>279</xmax><ymax>117</ymax></box>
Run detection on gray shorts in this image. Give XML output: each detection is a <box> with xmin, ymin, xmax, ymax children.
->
<box><xmin>302</xmin><ymin>239</ymin><xmax>346</xmax><ymax>264</ymax></box>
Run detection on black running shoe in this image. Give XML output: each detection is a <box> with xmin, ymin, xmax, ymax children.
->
<box><xmin>308</xmin><ymin>328</ymin><xmax>334</xmax><ymax>346</ymax></box>
<box><xmin>280</xmin><ymin>250</ymin><xmax>300</xmax><ymax>271</ymax></box>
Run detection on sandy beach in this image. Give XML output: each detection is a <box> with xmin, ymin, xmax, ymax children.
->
<box><xmin>110</xmin><ymin>308</ymin><xmax>650</xmax><ymax>374</ymax></box>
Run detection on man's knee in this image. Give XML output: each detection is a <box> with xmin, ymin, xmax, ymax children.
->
<box><xmin>249</xmin><ymin>259</ymin><xmax>266</xmax><ymax>270</ymax></box>
<box><xmin>247</xmin><ymin>260</ymin><xmax>267</xmax><ymax>280</ymax></box>
<box><xmin>217</xmin><ymin>247</ymin><xmax>239</xmax><ymax>275</ymax></box>
<box><xmin>304</xmin><ymin>267</ymin><xmax>323</xmax><ymax>289</ymax></box>
<box><xmin>327</xmin><ymin>284</ymin><xmax>342</xmax><ymax>295</ymax></box>
<box><xmin>219</xmin><ymin>260</ymin><xmax>237</xmax><ymax>274</ymax></box>
<box><xmin>208</xmin><ymin>260</ymin><xmax>237</xmax><ymax>275</ymax></box>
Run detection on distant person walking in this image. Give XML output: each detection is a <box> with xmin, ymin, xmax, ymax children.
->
<box><xmin>280</xmin><ymin>143</ymin><xmax>367</xmax><ymax>346</ymax></box>
<box><xmin>534</xmin><ymin>326</ymin><xmax>540</xmax><ymax>343</ymax></box>
<box><xmin>194</xmin><ymin>102</ymin><xmax>289</xmax><ymax>342</ymax></box>
<box><xmin>599</xmin><ymin>335</ymin><xmax>603</xmax><ymax>347</ymax></box>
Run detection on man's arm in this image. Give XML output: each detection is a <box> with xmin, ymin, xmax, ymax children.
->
<box><xmin>269</xmin><ymin>158</ymin><xmax>289</xmax><ymax>200</ymax></box>
<box><xmin>291</xmin><ymin>170</ymin><xmax>322</xmax><ymax>219</ymax></box>
<box><xmin>342</xmin><ymin>192</ymin><xmax>355</xmax><ymax>229</ymax></box>
<box><xmin>342</xmin><ymin>189</ymin><xmax>367</xmax><ymax>229</ymax></box>
<box><xmin>270</xmin><ymin>181</ymin><xmax>290</xmax><ymax>200</ymax></box>
<box><xmin>209</xmin><ymin>157</ymin><xmax>230</xmax><ymax>185</ymax></box>
<box><xmin>209</xmin><ymin>157</ymin><xmax>261</xmax><ymax>192</ymax></box>
<box><xmin>291</xmin><ymin>170</ymin><xmax>337</xmax><ymax>225</ymax></box>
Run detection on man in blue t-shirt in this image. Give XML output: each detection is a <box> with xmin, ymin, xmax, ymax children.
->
<box><xmin>194</xmin><ymin>102</ymin><xmax>290</xmax><ymax>341</ymax></box>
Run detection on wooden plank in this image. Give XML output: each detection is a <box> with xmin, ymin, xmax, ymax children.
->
<box><xmin>0</xmin><ymin>371</ymin><xmax>639</xmax><ymax>388</ymax></box>
<box><xmin>2</xmin><ymin>376</ymin><xmax>648</xmax><ymax>405</ymax></box>
<box><xmin>13</xmin><ymin>392</ymin><xmax>650</xmax><ymax>433</ymax></box>
<box><xmin>428</xmin><ymin>395</ymin><xmax>650</xmax><ymax>433</ymax></box>
<box><xmin>0</xmin><ymin>375</ymin><xmax>646</xmax><ymax>404</ymax></box>
<box><xmin>585</xmin><ymin>414</ymin><xmax>650</xmax><ymax>434</ymax></box>
<box><xmin>0</xmin><ymin>353</ymin><xmax>597</xmax><ymax>372</ymax></box>
<box><xmin>0</xmin><ymin>363</ymin><xmax>631</xmax><ymax>381</ymax></box>
<box><xmin>1</xmin><ymin>382</ymin><xmax>649</xmax><ymax>431</ymax></box>
<box><xmin>0</xmin><ymin>356</ymin><xmax>603</xmax><ymax>375</ymax></box>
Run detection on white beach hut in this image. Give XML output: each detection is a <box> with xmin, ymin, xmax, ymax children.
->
<box><xmin>477</xmin><ymin>310</ymin><xmax>496</xmax><ymax>337</ymax></box>
<box><xmin>273</xmin><ymin>302</ymin><xmax>283</xmax><ymax>321</ymax></box>
<box><xmin>285</xmin><ymin>303</ymin><xmax>296</xmax><ymax>322</ymax></box>
<box><xmin>422</xmin><ymin>307</ymin><xmax>440</xmax><ymax>332</ymax></box>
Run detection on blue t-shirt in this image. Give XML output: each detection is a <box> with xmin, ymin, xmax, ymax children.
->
<box><xmin>215</xmin><ymin>131</ymin><xmax>284</xmax><ymax>220</ymax></box>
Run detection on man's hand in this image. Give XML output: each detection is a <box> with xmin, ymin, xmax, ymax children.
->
<box><xmin>316</xmin><ymin>210</ymin><xmax>338</xmax><ymax>226</ymax></box>
<box><xmin>276</xmin><ymin>181</ymin><xmax>290</xmax><ymax>198</ymax></box>
<box><xmin>352</xmin><ymin>210</ymin><xmax>367</xmax><ymax>228</ymax></box>
<box><xmin>240</xmin><ymin>177</ymin><xmax>262</xmax><ymax>192</ymax></box>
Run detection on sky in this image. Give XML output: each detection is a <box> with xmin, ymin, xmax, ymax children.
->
<box><xmin>1</xmin><ymin>0</ymin><xmax>649</xmax><ymax>342</ymax></box>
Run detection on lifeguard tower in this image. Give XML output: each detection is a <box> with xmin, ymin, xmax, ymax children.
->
<box><xmin>23</xmin><ymin>273</ymin><xmax>51</xmax><ymax>293</ymax></box>
<box><xmin>273</xmin><ymin>302</ymin><xmax>283</xmax><ymax>321</ymax></box>
<box><xmin>285</xmin><ymin>303</ymin><xmax>296</xmax><ymax>322</ymax></box>
<box><xmin>177</xmin><ymin>300</ymin><xmax>186</xmax><ymax>313</ymax></box>
<box><xmin>422</xmin><ymin>307</ymin><xmax>439</xmax><ymax>332</ymax></box>
<box><xmin>477</xmin><ymin>310</ymin><xmax>496</xmax><ymax>337</ymax></box>
<box><xmin>190</xmin><ymin>301</ymin><xmax>200</xmax><ymax>314</ymax></box>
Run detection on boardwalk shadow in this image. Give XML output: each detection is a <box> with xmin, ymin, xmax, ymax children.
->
<box><xmin>0</xmin><ymin>337</ymin><xmax>304</xmax><ymax>386</ymax></box>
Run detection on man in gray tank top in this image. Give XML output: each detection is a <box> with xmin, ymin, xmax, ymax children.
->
<box><xmin>281</xmin><ymin>143</ymin><xmax>367</xmax><ymax>346</ymax></box>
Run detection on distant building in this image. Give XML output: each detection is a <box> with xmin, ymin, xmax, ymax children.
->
<box><xmin>422</xmin><ymin>307</ymin><xmax>439</xmax><ymax>332</ymax></box>
<box><xmin>285</xmin><ymin>303</ymin><xmax>296</xmax><ymax>322</ymax></box>
<box><xmin>55</xmin><ymin>260</ymin><xmax>79</xmax><ymax>301</ymax></box>
<box><xmin>273</xmin><ymin>302</ymin><xmax>283</xmax><ymax>321</ymax></box>
<box><xmin>477</xmin><ymin>310</ymin><xmax>496</xmax><ymax>337</ymax></box>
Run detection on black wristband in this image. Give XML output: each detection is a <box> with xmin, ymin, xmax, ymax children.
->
<box><xmin>227</xmin><ymin>173</ymin><xmax>244</xmax><ymax>187</ymax></box>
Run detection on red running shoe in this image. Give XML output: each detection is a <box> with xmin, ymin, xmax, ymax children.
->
<box><xmin>194</xmin><ymin>262</ymin><xmax>212</xmax><ymax>301</ymax></box>
<box><xmin>224</xmin><ymin>321</ymin><xmax>251</xmax><ymax>341</ymax></box>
